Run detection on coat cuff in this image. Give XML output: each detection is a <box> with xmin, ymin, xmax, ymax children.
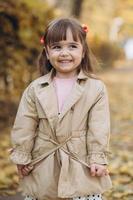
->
<box><xmin>9</xmin><ymin>148</ymin><xmax>32</xmax><ymax>165</ymax></box>
<box><xmin>87</xmin><ymin>152</ymin><xmax>108</xmax><ymax>165</ymax></box>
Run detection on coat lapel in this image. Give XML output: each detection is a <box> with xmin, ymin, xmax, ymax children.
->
<box><xmin>36</xmin><ymin>71</ymin><xmax>58</xmax><ymax>131</ymax></box>
<box><xmin>37</xmin><ymin>82</ymin><xmax>58</xmax><ymax>119</ymax></box>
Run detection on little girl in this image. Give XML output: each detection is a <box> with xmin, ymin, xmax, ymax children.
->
<box><xmin>10</xmin><ymin>18</ymin><xmax>112</xmax><ymax>200</ymax></box>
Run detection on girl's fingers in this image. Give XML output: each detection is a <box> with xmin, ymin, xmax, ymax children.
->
<box><xmin>90</xmin><ymin>165</ymin><xmax>96</xmax><ymax>176</ymax></box>
<box><xmin>96</xmin><ymin>168</ymin><xmax>109</xmax><ymax>176</ymax></box>
<box><xmin>17</xmin><ymin>164</ymin><xmax>34</xmax><ymax>177</ymax></box>
<box><xmin>104</xmin><ymin>169</ymin><xmax>109</xmax><ymax>176</ymax></box>
<box><xmin>21</xmin><ymin>165</ymin><xmax>34</xmax><ymax>176</ymax></box>
<box><xmin>17</xmin><ymin>165</ymin><xmax>24</xmax><ymax>179</ymax></box>
<box><xmin>95</xmin><ymin>168</ymin><xmax>103</xmax><ymax>176</ymax></box>
<box><xmin>90</xmin><ymin>164</ymin><xmax>109</xmax><ymax>177</ymax></box>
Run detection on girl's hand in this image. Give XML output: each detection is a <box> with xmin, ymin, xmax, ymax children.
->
<box><xmin>90</xmin><ymin>164</ymin><xmax>109</xmax><ymax>177</ymax></box>
<box><xmin>17</xmin><ymin>164</ymin><xmax>34</xmax><ymax>179</ymax></box>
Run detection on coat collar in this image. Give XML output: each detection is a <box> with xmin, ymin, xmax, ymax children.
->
<box><xmin>36</xmin><ymin>69</ymin><xmax>89</xmax><ymax>129</ymax></box>
<box><xmin>38</xmin><ymin>68</ymin><xmax>88</xmax><ymax>85</ymax></box>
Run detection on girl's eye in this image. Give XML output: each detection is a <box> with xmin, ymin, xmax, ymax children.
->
<box><xmin>69</xmin><ymin>45</ymin><xmax>77</xmax><ymax>49</ymax></box>
<box><xmin>52</xmin><ymin>45</ymin><xmax>61</xmax><ymax>49</ymax></box>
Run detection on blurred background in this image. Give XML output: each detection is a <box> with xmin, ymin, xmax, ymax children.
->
<box><xmin>0</xmin><ymin>0</ymin><xmax>133</xmax><ymax>199</ymax></box>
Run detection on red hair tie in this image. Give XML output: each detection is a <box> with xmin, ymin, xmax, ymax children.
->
<box><xmin>40</xmin><ymin>36</ymin><xmax>45</xmax><ymax>44</ymax></box>
<box><xmin>82</xmin><ymin>24</ymin><xmax>89</xmax><ymax>33</ymax></box>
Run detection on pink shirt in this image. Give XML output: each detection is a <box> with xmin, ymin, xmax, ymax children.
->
<box><xmin>53</xmin><ymin>76</ymin><xmax>77</xmax><ymax>113</ymax></box>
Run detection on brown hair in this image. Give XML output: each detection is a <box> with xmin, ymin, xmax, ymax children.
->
<box><xmin>38</xmin><ymin>17</ymin><xmax>97</xmax><ymax>77</ymax></box>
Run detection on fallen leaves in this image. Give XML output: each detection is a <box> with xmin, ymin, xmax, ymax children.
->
<box><xmin>99</xmin><ymin>67</ymin><xmax>133</xmax><ymax>200</ymax></box>
<box><xmin>0</xmin><ymin>130</ymin><xmax>19</xmax><ymax>195</ymax></box>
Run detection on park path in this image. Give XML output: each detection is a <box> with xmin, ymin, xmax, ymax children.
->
<box><xmin>0</xmin><ymin>193</ymin><xmax>23</xmax><ymax>200</ymax></box>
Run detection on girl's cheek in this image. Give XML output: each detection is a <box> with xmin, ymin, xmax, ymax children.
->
<box><xmin>51</xmin><ymin>51</ymin><xmax>59</xmax><ymax>56</ymax></box>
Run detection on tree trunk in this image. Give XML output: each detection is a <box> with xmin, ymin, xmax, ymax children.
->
<box><xmin>72</xmin><ymin>0</ymin><xmax>83</xmax><ymax>18</ymax></box>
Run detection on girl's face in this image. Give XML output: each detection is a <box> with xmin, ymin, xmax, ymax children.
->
<box><xmin>46</xmin><ymin>29</ymin><xmax>84</xmax><ymax>78</ymax></box>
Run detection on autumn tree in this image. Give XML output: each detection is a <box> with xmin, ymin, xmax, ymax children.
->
<box><xmin>71</xmin><ymin>0</ymin><xmax>84</xmax><ymax>18</ymax></box>
<box><xmin>0</xmin><ymin>0</ymin><xmax>55</xmax><ymax>97</ymax></box>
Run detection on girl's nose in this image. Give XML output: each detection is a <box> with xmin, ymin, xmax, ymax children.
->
<box><xmin>60</xmin><ymin>49</ymin><xmax>69</xmax><ymax>56</ymax></box>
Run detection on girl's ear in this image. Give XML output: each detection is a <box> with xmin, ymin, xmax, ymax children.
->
<box><xmin>44</xmin><ymin>47</ymin><xmax>49</xmax><ymax>60</ymax></box>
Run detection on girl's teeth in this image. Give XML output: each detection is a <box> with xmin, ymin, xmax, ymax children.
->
<box><xmin>60</xmin><ymin>61</ymin><xmax>71</xmax><ymax>63</ymax></box>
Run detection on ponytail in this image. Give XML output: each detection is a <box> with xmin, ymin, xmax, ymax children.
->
<box><xmin>38</xmin><ymin>48</ymin><xmax>53</xmax><ymax>76</ymax></box>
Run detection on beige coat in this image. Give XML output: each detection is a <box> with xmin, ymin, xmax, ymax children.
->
<box><xmin>10</xmin><ymin>70</ymin><xmax>112</xmax><ymax>200</ymax></box>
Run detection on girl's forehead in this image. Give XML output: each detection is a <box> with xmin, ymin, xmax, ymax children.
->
<box><xmin>56</xmin><ymin>29</ymin><xmax>80</xmax><ymax>43</ymax></box>
<box><xmin>66</xmin><ymin>29</ymin><xmax>78</xmax><ymax>40</ymax></box>
<box><xmin>46</xmin><ymin>27</ymin><xmax>82</xmax><ymax>45</ymax></box>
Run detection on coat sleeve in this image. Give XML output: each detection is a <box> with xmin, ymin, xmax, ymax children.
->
<box><xmin>10</xmin><ymin>83</ymin><xmax>39</xmax><ymax>165</ymax></box>
<box><xmin>87</xmin><ymin>81</ymin><xmax>110</xmax><ymax>165</ymax></box>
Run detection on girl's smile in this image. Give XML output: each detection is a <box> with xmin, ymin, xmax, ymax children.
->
<box><xmin>46</xmin><ymin>29</ymin><xmax>84</xmax><ymax>78</ymax></box>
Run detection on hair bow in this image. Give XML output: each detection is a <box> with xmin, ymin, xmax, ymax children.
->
<box><xmin>82</xmin><ymin>24</ymin><xmax>89</xmax><ymax>33</ymax></box>
<box><xmin>40</xmin><ymin>36</ymin><xmax>45</xmax><ymax>44</ymax></box>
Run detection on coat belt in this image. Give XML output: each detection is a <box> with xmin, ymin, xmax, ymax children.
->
<box><xmin>29</xmin><ymin>133</ymin><xmax>90</xmax><ymax>169</ymax></box>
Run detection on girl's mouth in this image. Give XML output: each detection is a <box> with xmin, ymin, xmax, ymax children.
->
<box><xmin>58</xmin><ymin>60</ymin><xmax>72</xmax><ymax>63</ymax></box>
